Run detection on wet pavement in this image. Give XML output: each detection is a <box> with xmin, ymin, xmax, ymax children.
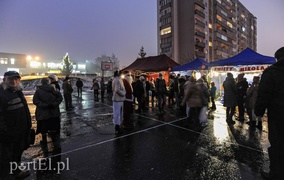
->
<box><xmin>22</xmin><ymin>91</ymin><xmax>269</xmax><ymax>179</ymax></box>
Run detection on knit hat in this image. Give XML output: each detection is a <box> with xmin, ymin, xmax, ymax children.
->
<box><xmin>275</xmin><ymin>47</ymin><xmax>284</xmax><ymax>60</ymax></box>
<box><xmin>41</xmin><ymin>78</ymin><xmax>50</xmax><ymax>85</ymax></box>
<box><xmin>48</xmin><ymin>74</ymin><xmax>58</xmax><ymax>81</ymax></box>
<box><xmin>4</xmin><ymin>71</ymin><xmax>21</xmax><ymax>78</ymax></box>
<box><xmin>123</xmin><ymin>70</ymin><xmax>131</xmax><ymax>76</ymax></box>
<box><xmin>227</xmin><ymin>72</ymin><xmax>233</xmax><ymax>77</ymax></box>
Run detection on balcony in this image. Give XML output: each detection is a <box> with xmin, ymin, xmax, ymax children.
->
<box><xmin>195</xmin><ymin>41</ymin><xmax>206</xmax><ymax>48</ymax></box>
<box><xmin>195</xmin><ymin>31</ymin><xmax>206</xmax><ymax>38</ymax></box>
<box><xmin>194</xmin><ymin>9</ymin><xmax>205</xmax><ymax>18</ymax></box>
<box><xmin>195</xmin><ymin>0</ymin><xmax>205</xmax><ymax>9</ymax></box>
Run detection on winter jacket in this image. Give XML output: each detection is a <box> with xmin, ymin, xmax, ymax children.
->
<box><xmin>0</xmin><ymin>83</ymin><xmax>31</xmax><ymax>143</ymax></box>
<box><xmin>223</xmin><ymin>76</ymin><xmax>237</xmax><ymax>107</ymax></box>
<box><xmin>133</xmin><ymin>80</ymin><xmax>145</xmax><ymax>98</ymax></box>
<box><xmin>182</xmin><ymin>81</ymin><xmax>206</xmax><ymax>108</ymax></box>
<box><xmin>112</xmin><ymin>77</ymin><xmax>126</xmax><ymax>102</ymax></box>
<box><xmin>237</xmin><ymin>79</ymin><xmax>248</xmax><ymax>99</ymax></box>
<box><xmin>33</xmin><ymin>84</ymin><xmax>63</xmax><ymax>121</ymax></box>
<box><xmin>155</xmin><ymin>78</ymin><xmax>167</xmax><ymax>95</ymax></box>
<box><xmin>76</xmin><ymin>80</ymin><xmax>83</xmax><ymax>88</ymax></box>
<box><xmin>246</xmin><ymin>83</ymin><xmax>259</xmax><ymax>109</ymax></box>
<box><xmin>62</xmin><ymin>80</ymin><xmax>73</xmax><ymax>94</ymax></box>
<box><xmin>255</xmin><ymin>59</ymin><xmax>284</xmax><ymax>120</ymax></box>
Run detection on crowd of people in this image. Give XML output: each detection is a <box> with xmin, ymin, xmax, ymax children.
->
<box><xmin>1</xmin><ymin>46</ymin><xmax>284</xmax><ymax>179</ymax></box>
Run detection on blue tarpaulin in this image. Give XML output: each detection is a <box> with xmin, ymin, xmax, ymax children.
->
<box><xmin>210</xmin><ymin>48</ymin><xmax>276</xmax><ymax>66</ymax></box>
<box><xmin>172</xmin><ymin>58</ymin><xmax>210</xmax><ymax>71</ymax></box>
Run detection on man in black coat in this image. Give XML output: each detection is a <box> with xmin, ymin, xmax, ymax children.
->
<box><xmin>236</xmin><ymin>73</ymin><xmax>248</xmax><ymax>122</ymax></box>
<box><xmin>255</xmin><ymin>47</ymin><xmax>284</xmax><ymax>180</ymax></box>
<box><xmin>0</xmin><ymin>71</ymin><xmax>32</xmax><ymax>179</ymax></box>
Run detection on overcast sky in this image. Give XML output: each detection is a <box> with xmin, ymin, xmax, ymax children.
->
<box><xmin>0</xmin><ymin>0</ymin><xmax>283</xmax><ymax>67</ymax></box>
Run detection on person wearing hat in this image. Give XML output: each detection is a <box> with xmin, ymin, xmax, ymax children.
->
<box><xmin>0</xmin><ymin>71</ymin><xmax>32</xmax><ymax>179</ymax></box>
<box><xmin>255</xmin><ymin>47</ymin><xmax>284</xmax><ymax>179</ymax></box>
<box><xmin>223</xmin><ymin>72</ymin><xmax>237</xmax><ymax>125</ymax></box>
<box><xmin>48</xmin><ymin>74</ymin><xmax>60</xmax><ymax>91</ymax></box>
<box><xmin>33</xmin><ymin>78</ymin><xmax>63</xmax><ymax>150</ymax></box>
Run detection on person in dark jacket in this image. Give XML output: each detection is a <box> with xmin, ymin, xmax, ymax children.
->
<box><xmin>33</xmin><ymin>78</ymin><xmax>63</xmax><ymax>149</ymax></box>
<box><xmin>76</xmin><ymin>78</ymin><xmax>83</xmax><ymax>97</ymax></box>
<box><xmin>155</xmin><ymin>73</ymin><xmax>167</xmax><ymax>114</ymax></box>
<box><xmin>134</xmin><ymin>76</ymin><xmax>147</xmax><ymax>113</ymax></box>
<box><xmin>255</xmin><ymin>47</ymin><xmax>284</xmax><ymax>180</ymax></box>
<box><xmin>236</xmin><ymin>73</ymin><xmax>248</xmax><ymax>122</ymax></box>
<box><xmin>210</xmin><ymin>82</ymin><xmax>217</xmax><ymax>110</ymax></box>
<box><xmin>100</xmin><ymin>78</ymin><xmax>106</xmax><ymax>102</ymax></box>
<box><xmin>62</xmin><ymin>77</ymin><xmax>74</xmax><ymax>110</ymax></box>
<box><xmin>223</xmin><ymin>72</ymin><xmax>237</xmax><ymax>125</ymax></box>
<box><xmin>48</xmin><ymin>74</ymin><xmax>60</xmax><ymax>91</ymax></box>
<box><xmin>0</xmin><ymin>71</ymin><xmax>32</xmax><ymax>179</ymax></box>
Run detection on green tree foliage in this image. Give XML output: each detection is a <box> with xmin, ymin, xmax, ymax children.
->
<box><xmin>61</xmin><ymin>53</ymin><xmax>73</xmax><ymax>76</ymax></box>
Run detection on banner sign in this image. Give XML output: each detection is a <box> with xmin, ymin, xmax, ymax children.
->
<box><xmin>212</xmin><ymin>65</ymin><xmax>270</xmax><ymax>72</ymax></box>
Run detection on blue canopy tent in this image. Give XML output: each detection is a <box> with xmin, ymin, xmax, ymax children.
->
<box><xmin>172</xmin><ymin>58</ymin><xmax>210</xmax><ymax>71</ymax></box>
<box><xmin>210</xmin><ymin>48</ymin><xmax>276</xmax><ymax>66</ymax></box>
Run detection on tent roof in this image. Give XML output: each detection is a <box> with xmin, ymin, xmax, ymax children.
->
<box><xmin>122</xmin><ymin>54</ymin><xmax>179</xmax><ymax>72</ymax></box>
<box><xmin>172</xmin><ymin>58</ymin><xmax>210</xmax><ymax>71</ymax></box>
<box><xmin>210</xmin><ymin>48</ymin><xmax>276</xmax><ymax>66</ymax></box>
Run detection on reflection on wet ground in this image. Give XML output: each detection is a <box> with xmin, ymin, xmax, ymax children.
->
<box><xmin>23</xmin><ymin>91</ymin><xmax>269</xmax><ymax>179</ymax></box>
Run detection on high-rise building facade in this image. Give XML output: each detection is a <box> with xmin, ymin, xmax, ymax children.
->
<box><xmin>157</xmin><ymin>0</ymin><xmax>257</xmax><ymax>64</ymax></box>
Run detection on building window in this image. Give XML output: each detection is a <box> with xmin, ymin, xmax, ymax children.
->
<box><xmin>10</xmin><ymin>58</ymin><xmax>15</xmax><ymax>65</ymax></box>
<box><xmin>227</xmin><ymin>21</ymin><xmax>233</xmax><ymax>28</ymax></box>
<box><xmin>0</xmin><ymin>58</ymin><xmax>8</xmax><ymax>64</ymax></box>
<box><xmin>161</xmin><ymin>27</ymin><xmax>171</xmax><ymax>35</ymax></box>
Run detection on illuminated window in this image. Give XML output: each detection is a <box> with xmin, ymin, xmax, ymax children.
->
<box><xmin>161</xmin><ymin>27</ymin><xmax>171</xmax><ymax>35</ymax></box>
<box><xmin>241</xmin><ymin>13</ymin><xmax>245</xmax><ymax>19</ymax></box>
<box><xmin>251</xmin><ymin>25</ymin><xmax>254</xmax><ymax>30</ymax></box>
<box><xmin>227</xmin><ymin>21</ymin><xmax>233</xmax><ymax>28</ymax></box>
<box><xmin>0</xmin><ymin>58</ymin><xmax>8</xmax><ymax>64</ymax></box>
<box><xmin>30</xmin><ymin>61</ymin><xmax>41</xmax><ymax>68</ymax></box>
<box><xmin>209</xmin><ymin>23</ymin><xmax>212</xmax><ymax>29</ymax></box>
<box><xmin>209</xmin><ymin>41</ymin><xmax>212</xmax><ymax>47</ymax></box>
<box><xmin>10</xmin><ymin>58</ymin><xmax>15</xmax><ymax>64</ymax></box>
<box><xmin>221</xmin><ymin>35</ymin><xmax>227</xmax><ymax>41</ymax></box>
<box><xmin>78</xmin><ymin>64</ymin><xmax>86</xmax><ymax>69</ymax></box>
<box><xmin>216</xmin><ymin>15</ymin><xmax>222</xmax><ymax>22</ymax></box>
<box><xmin>221</xmin><ymin>10</ymin><xmax>227</xmax><ymax>17</ymax></box>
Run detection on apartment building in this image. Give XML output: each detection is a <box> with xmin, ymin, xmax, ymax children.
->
<box><xmin>157</xmin><ymin>0</ymin><xmax>257</xmax><ymax>64</ymax></box>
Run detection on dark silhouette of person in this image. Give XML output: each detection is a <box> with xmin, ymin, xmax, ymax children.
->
<box><xmin>76</xmin><ymin>78</ymin><xmax>83</xmax><ymax>97</ymax></box>
<box><xmin>255</xmin><ymin>47</ymin><xmax>284</xmax><ymax>179</ymax></box>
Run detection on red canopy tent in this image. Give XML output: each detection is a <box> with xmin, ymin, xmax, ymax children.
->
<box><xmin>122</xmin><ymin>54</ymin><xmax>179</xmax><ymax>72</ymax></box>
<box><xmin>122</xmin><ymin>54</ymin><xmax>179</xmax><ymax>83</ymax></box>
